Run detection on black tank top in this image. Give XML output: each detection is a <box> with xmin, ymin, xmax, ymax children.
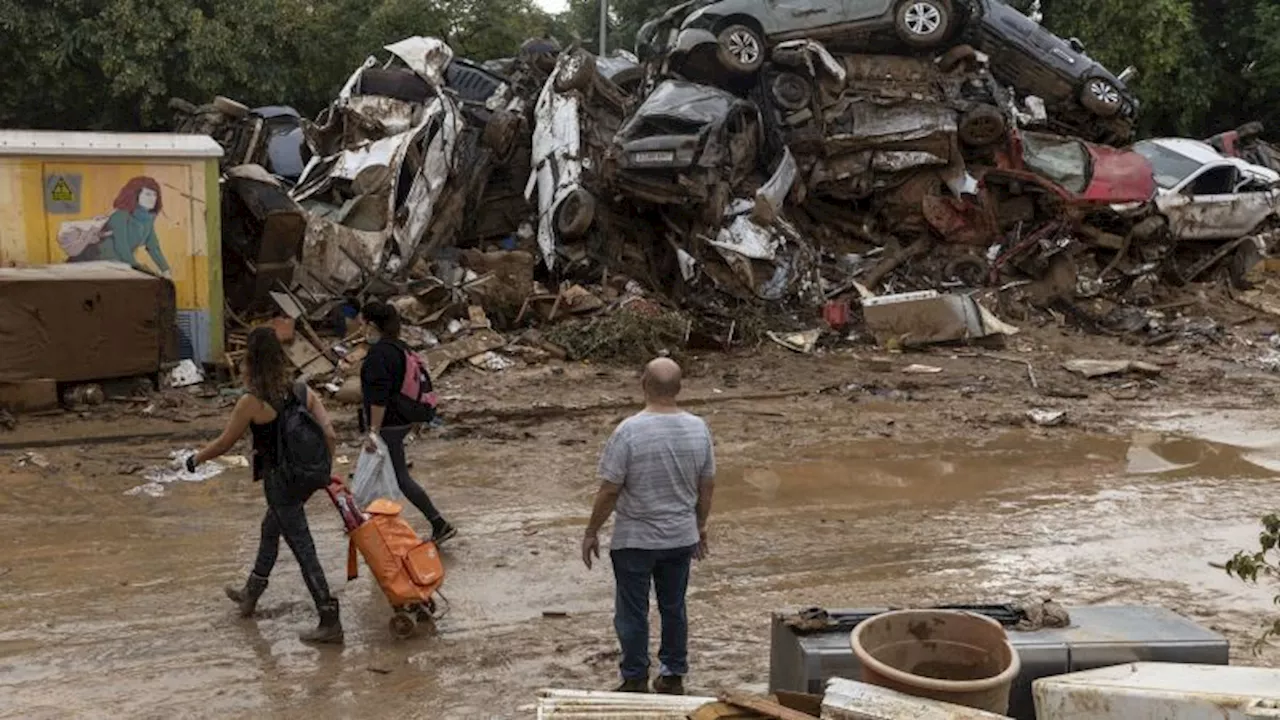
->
<box><xmin>249</xmin><ymin>397</ymin><xmax>282</xmax><ymax>481</ymax></box>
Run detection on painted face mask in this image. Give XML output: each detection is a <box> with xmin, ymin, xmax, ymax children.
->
<box><xmin>138</xmin><ymin>187</ymin><xmax>158</xmax><ymax>212</ymax></box>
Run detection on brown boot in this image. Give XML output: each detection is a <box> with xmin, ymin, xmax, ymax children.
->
<box><xmin>613</xmin><ymin>677</ymin><xmax>648</xmax><ymax>693</ymax></box>
<box><xmin>653</xmin><ymin>675</ymin><xmax>685</xmax><ymax>695</ymax></box>
<box><xmin>224</xmin><ymin>573</ymin><xmax>268</xmax><ymax>618</ymax></box>
<box><xmin>299</xmin><ymin>599</ymin><xmax>344</xmax><ymax>645</ymax></box>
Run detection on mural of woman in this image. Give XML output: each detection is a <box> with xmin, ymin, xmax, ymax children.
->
<box><xmin>70</xmin><ymin>176</ymin><xmax>172</xmax><ymax>278</ymax></box>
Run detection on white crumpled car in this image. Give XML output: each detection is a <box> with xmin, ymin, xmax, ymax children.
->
<box><xmin>292</xmin><ymin>37</ymin><xmax>465</xmax><ymax>289</ymax></box>
<box><xmin>1133</xmin><ymin>137</ymin><xmax>1280</xmax><ymax>241</ymax></box>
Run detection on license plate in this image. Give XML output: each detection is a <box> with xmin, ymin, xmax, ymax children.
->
<box><xmin>632</xmin><ymin>151</ymin><xmax>676</xmax><ymax>164</ymax></box>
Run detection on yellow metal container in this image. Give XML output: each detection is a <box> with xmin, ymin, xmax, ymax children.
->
<box><xmin>0</xmin><ymin>131</ymin><xmax>224</xmax><ymax>362</ymax></box>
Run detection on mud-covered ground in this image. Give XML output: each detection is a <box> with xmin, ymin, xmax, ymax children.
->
<box><xmin>3</xmin><ymin>324</ymin><xmax>1280</xmax><ymax>719</ymax></box>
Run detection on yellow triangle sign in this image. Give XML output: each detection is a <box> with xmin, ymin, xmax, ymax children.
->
<box><xmin>50</xmin><ymin>178</ymin><xmax>74</xmax><ymax>203</ymax></box>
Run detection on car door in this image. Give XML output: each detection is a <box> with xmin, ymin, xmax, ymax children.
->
<box><xmin>769</xmin><ymin>0</ymin><xmax>864</xmax><ymax>33</ymax></box>
<box><xmin>1161</xmin><ymin>164</ymin><xmax>1258</xmax><ymax>240</ymax></box>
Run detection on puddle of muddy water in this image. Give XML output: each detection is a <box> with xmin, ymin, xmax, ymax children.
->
<box><xmin>717</xmin><ymin>430</ymin><xmax>1280</xmax><ymax>513</ymax></box>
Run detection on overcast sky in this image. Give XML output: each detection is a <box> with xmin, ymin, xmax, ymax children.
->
<box><xmin>535</xmin><ymin>0</ymin><xmax>569</xmax><ymax>15</ymax></box>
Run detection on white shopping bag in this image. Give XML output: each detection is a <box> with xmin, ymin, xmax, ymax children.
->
<box><xmin>351</xmin><ymin>435</ymin><xmax>404</xmax><ymax>510</ymax></box>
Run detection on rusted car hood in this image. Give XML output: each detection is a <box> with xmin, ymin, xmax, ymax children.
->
<box><xmin>1082</xmin><ymin>143</ymin><xmax>1155</xmax><ymax>204</ymax></box>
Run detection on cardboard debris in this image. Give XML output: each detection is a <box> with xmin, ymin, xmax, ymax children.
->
<box><xmin>422</xmin><ymin>329</ymin><xmax>507</xmax><ymax>378</ymax></box>
<box><xmin>468</xmin><ymin>351</ymin><xmax>515</xmax><ymax>371</ymax></box>
<box><xmin>768</xmin><ymin>329</ymin><xmax>822</xmax><ymax>354</ymax></box>
<box><xmin>1027</xmin><ymin>409</ymin><xmax>1067</xmax><ymax>426</ymax></box>
<box><xmin>286</xmin><ymin>337</ymin><xmax>337</xmax><ymax>378</ymax></box>
<box><xmin>1062</xmin><ymin>359</ymin><xmax>1162</xmax><ymax>378</ymax></box>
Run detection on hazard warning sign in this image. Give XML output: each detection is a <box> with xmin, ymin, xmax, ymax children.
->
<box><xmin>44</xmin><ymin>173</ymin><xmax>82</xmax><ymax>214</ymax></box>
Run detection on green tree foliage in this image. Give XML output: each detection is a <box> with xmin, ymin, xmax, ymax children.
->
<box><xmin>0</xmin><ymin>0</ymin><xmax>553</xmax><ymax>130</ymax></box>
<box><xmin>0</xmin><ymin>0</ymin><xmax>1275</xmax><ymax>138</ymax></box>
<box><xmin>1224</xmin><ymin>513</ymin><xmax>1280</xmax><ymax>650</ymax></box>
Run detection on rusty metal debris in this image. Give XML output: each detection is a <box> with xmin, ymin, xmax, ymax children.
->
<box><xmin>179</xmin><ymin>19</ymin><xmax>1280</xmax><ymax>385</ymax></box>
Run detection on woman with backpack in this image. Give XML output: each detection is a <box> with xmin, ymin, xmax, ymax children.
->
<box><xmin>184</xmin><ymin>326</ymin><xmax>344</xmax><ymax>644</ymax></box>
<box><xmin>358</xmin><ymin>300</ymin><xmax>457</xmax><ymax>544</ymax></box>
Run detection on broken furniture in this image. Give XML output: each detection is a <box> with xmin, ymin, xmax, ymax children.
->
<box><xmin>768</xmin><ymin>605</ymin><xmax>1229</xmax><ymax>720</ymax></box>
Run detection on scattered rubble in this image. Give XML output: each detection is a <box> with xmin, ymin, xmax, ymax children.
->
<box><xmin>157</xmin><ymin>3</ymin><xmax>1280</xmax><ymax>399</ymax></box>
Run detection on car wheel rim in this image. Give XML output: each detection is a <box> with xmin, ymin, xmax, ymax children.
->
<box><xmin>905</xmin><ymin>3</ymin><xmax>942</xmax><ymax>35</ymax></box>
<box><xmin>1090</xmin><ymin>80</ymin><xmax>1119</xmax><ymax>105</ymax></box>
<box><xmin>727</xmin><ymin>31</ymin><xmax>760</xmax><ymax>65</ymax></box>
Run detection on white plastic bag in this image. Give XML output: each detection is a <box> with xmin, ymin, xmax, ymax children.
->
<box><xmin>351</xmin><ymin>434</ymin><xmax>404</xmax><ymax>509</ymax></box>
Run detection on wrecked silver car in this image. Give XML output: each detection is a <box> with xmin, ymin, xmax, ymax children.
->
<box><xmin>527</xmin><ymin>49</ymin><xmax>635</xmax><ymax>269</ymax></box>
<box><xmin>609</xmin><ymin>80</ymin><xmax>760</xmax><ymax>221</ymax></box>
<box><xmin>292</xmin><ymin>37</ymin><xmax>465</xmax><ymax>291</ymax></box>
<box><xmin>645</xmin><ymin>0</ymin><xmax>967</xmax><ymax>75</ymax></box>
<box><xmin>1134</xmin><ymin>137</ymin><xmax>1280</xmax><ymax>241</ymax></box>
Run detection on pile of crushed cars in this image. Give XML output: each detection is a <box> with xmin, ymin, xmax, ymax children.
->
<box><xmin>171</xmin><ymin>0</ymin><xmax>1280</xmax><ymax>379</ymax></box>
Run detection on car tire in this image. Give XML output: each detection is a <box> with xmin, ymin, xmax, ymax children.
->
<box><xmin>555</xmin><ymin>188</ymin><xmax>596</xmax><ymax>240</ymax></box>
<box><xmin>716</xmin><ymin>24</ymin><xmax>765</xmax><ymax>75</ymax></box>
<box><xmin>771</xmin><ymin>73</ymin><xmax>811</xmax><ymax>111</ymax></box>
<box><xmin>944</xmin><ymin>256</ymin><xmax>989</xmax><ymax>287</ymax></box>
<box><xmin>894</xmin><ymin>0</ymin><xmax>951</xmax><ymax>48</ymax></box>
<box><xmin>553</xmin><ymin>50</ymin><xmax>596</xmax><ymax>94</ymax></box>
<box><xmin>937</xmin><ymin>44</ymin><xmax>978</xmax><ymax>73</ymax></box>
<box><xmin>1079</xmin><ymin>77</ymin><xmax>1122</xmax><ymax>117</ymax></box>
<box><xmin>213</xmin><ymin>96</ymin><xmax>250</xmax><ymax>119</ymax></box>
<box><xmin>959</xmin><ymin>105</ymin><xmax>1008</xmax><ymax>147</ymax></box>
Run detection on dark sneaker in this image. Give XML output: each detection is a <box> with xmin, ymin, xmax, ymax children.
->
<box><xmin>224</xmin><ymin>573</ymin><xmax>268</xmax><ymax>618</ymax></box>
<box><xmin>299</xmin><ymin>599</ymin><xmax>344</xmax><ymax>645</ymax></box>
<box><xmin>432</xmin><ymin>520</ymin><xmax>458</xmax><ymax>546</ymax></box>
<box><xmin>653</xmin><ymin>675</ymin><xmax>684</xmax><ymax>695</ymax></box>
<box><xmin>614</xmin><ymin>677</ymin><xmax>648</xmax><ymax>693</ymax></box>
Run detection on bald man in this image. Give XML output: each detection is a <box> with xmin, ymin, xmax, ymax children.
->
<box><xmin>582</xmin><ymin>357</ymin><xmax>716</xmax><ymax>695</ymax></box>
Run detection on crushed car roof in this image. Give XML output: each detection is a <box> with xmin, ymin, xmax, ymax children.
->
<box><xmin>631</xmin><ymin>80</ymin><xmax>741</xmax><ymax>123</ymax></box>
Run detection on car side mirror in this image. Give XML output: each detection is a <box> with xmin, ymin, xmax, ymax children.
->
<box><xmin>1068</xmin><ymin>37</ymin><xmax>1085</xmax><ymax>53</ymax></box>
<box><xmin>1118</xmin><ymin>66</ymin><xmax>1137</xmax><ymax>83</ymax></box>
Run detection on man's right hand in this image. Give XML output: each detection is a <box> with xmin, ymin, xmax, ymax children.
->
<box><xmin>582</xmin><ymin>530</ymin><xmax>600</xmax><ymax>569</ymax></box>
<box><xmin>363</xmin><ymin>431</ymin><xmax>379</xmax><ymax>454</ymax></box>
<box><xmin>694</xmin><ymin>528</ymin><xmax>709</xmax><ymax>561</ymax></box>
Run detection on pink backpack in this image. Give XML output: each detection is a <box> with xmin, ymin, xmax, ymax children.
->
<box><xmin>394</xmin><ymin>348</ymin><xmax>438</xmax><ymax>422</ymax></box>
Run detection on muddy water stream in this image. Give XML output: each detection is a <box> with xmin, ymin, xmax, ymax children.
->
<box><xmin>1</xmin><ymin>411</ymin><xmax>1277</xmax><ymax>718</ymax></box>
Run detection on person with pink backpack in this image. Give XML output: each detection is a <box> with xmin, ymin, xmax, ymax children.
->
<box><xmin>357</xmin><ymin>300</ymin><xmax>457</xmax><ymax>544</ymax></box>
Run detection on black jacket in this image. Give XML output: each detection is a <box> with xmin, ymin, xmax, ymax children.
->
<box><xmin>360</xmin><ymin>338</ymin><xmax>411</xmax><ymax>430</ymax></box>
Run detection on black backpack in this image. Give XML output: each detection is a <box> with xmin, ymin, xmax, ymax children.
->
<box><xmin>274</xmin><ymin>381</ymin><xmax>332</xmax><ymax>493</ymax></box>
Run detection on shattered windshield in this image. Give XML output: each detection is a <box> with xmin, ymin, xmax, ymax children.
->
<box><xmin>1133</xmin><ymin>141</ymin><xmax>1204</xmax><ymax>189</ymax></box>
<box><xmin>1021</xmin><ymin>133</ymin><xmax>1089</xmax><ymax>194</ymax></box>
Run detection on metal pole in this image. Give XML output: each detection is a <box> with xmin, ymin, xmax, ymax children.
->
<box><xmin>598</xmin><ymin>0</ymin><xmax>608</xmax><ymax>54</ymax></box>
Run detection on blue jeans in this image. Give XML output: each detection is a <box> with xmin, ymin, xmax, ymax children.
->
<box><xmin>610</xmin><ymin>545</ymin><xmax>697</xmax><ymax>680</ymax></box>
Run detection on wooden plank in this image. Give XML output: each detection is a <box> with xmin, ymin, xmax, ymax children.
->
<box><xmin>720</xmin><ymin>692</ymin><xmax>820</xmax><ymax>720</ymax></box>
<box><xmin>421</xmin><ymin>329</ymin><xmax>506</xmax><ymax>379</ymax></box>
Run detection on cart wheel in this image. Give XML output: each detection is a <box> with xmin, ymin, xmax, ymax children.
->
<box><xmin>389</xmin><ymin>612</ymin><xmax>418</xmax><ymax>639</ymax></box>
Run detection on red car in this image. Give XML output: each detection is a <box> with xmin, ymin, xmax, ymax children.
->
<box><xmin>925</xmin><ymin>130</ymin><xmax>1155</xmax><ymax>244</ymax></box>
<box><xmin>1000</xmin><ymin>130</ymin><xmax>1155</xmax><ymax>204</ymax></box>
